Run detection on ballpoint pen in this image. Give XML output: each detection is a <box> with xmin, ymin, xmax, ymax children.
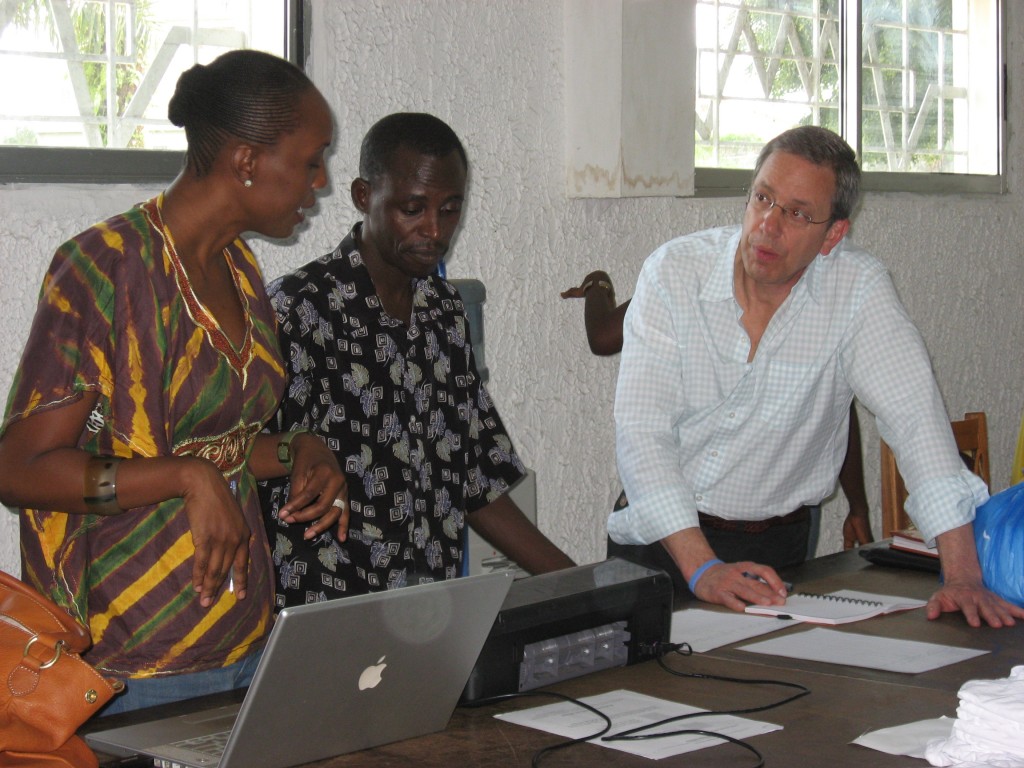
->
<box><xmin>742</xmin><ymin>571</ymin><xmax>793</xmax><ymax>593</ymax></box>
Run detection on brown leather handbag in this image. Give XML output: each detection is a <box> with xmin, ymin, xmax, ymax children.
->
<box><xmin>0</xmin><ymin>570</ymin><xmax>123</xmax><ymax>767</ymax></box>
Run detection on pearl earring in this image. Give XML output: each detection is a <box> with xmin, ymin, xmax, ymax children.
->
<box><xmin>243</xmin><ymin>179</ymin><xmax>253</xmax><ymax>188</ymax></box>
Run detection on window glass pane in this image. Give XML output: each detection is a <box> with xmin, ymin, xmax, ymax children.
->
<box><xmin>695</xmin><ymin>0</ymin><xmax>1000</xmax><ymax>177</ymax></box>
<box><xmin>861</xmin><ymin>1</ymin><xmax>992</xmax><ymax>174</ymax></box>
<box><xmin>696</xmin><ymin>0</ymin><xmax>840</xmax><ymax>169</ymax></box>
<box><xmin>0</xmin><ymin>0</ymin><xmax>286</xmax><ymax>152</ymax></box>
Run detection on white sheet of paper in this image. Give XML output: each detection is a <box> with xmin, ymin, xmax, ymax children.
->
<box><xmin>738</xmin><ymin>627</ymin><xmax>988</xmax><ymax>673</ymax></box>
<box><xmin>852</xmin><ymin>717</ymin><xmax>955</xmax><ymax>758</ymax></box>
<box><xmin>671</xmin><ymin>607</ymin><xmax>792</xmax><ymax>652</ymax></box>
<box><xmin>494</xmin><ymin>689</ymin><xmax>782</xmax><ymax>760</ymax></box>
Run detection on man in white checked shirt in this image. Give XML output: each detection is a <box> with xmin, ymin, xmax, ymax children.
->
<box><xmin>608</xmin><ymin>126</ymin><xmax>1023</xmax><ymax>629</ymax></box>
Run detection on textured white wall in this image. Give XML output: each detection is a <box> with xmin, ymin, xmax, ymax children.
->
<box><xmin>1</xmin><ymin>0</ymin><xmax>1022</xmax><ymax>577</ymax></box>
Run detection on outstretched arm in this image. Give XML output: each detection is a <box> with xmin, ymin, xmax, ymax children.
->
<box><xmin>468</xmin><ymin>493</ymin><xmax>575</xmax><ymax>574</ymax></box>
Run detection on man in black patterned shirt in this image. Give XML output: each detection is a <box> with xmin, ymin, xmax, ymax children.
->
<box><xmin>261</xmin><ymin>113</ymin><xmax>573</xmax><ymax>607</ymax></box>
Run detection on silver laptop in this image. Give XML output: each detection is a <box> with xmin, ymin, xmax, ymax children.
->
<box><xmin>86</xmin><ymin>570</ymin><xmax>514</xmax><ymax>768</ymax></box>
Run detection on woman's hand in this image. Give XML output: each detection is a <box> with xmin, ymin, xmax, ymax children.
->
<box><xmin>277</xmin><ymin>433</ymin><xmax>349</xmax><ymax>542</ymax></box>
<box><xmin>178</xmin><ymin>456</ymin><xmax>252</xmax><ymax>607</ymax></box>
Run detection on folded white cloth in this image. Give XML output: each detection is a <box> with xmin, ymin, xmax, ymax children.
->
<box><xmin>925</xmin><ymin>665</ymin><xmax>1024</xmax><ymax>767</ymax></box>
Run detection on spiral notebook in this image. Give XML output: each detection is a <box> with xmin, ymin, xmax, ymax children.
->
<box><xmin>744</xmin><ymin>589</ymin><xmax>927</xmax><ymax>625</ymax></box>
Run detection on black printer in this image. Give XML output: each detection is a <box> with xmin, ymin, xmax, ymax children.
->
<box><xmin>461</xmin><ymin>558</ymin><xmax>672</xmax><ymax>702</ymax></box>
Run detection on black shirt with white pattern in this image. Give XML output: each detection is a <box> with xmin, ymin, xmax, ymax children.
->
<box><xmin>260</xmin><ymin>224</ymin><xmax>525</xmax><ymax>607</ymax></box>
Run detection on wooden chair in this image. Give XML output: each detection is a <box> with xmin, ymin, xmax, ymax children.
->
<box><xmin>880</xmin><ymin>411</ymin><xmax>990</xmax><ymax>538</ymax></box>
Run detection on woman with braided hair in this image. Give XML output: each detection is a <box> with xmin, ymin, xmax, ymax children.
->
<box><xmin>0</xmin><ymin>49</ymin><xmax>348</xmax><ymax>714</ymax></box>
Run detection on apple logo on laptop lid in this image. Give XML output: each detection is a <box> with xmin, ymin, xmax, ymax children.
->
<box><xmin>358</xmin><ymin>656</ymin><xmax>387</xmax><ymax>690</ymax></box>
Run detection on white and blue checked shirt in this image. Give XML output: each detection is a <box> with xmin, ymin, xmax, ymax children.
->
<box><xmin>609</xmin><ymin>226</ymin><xmax>987</xmax><ymax>548</ymax></box>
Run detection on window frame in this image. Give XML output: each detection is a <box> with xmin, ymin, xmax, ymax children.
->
<box><xmin>694</xmin><ymin>0</ymin><xmax>1007</xmax><ymax>198</ymax></box>
<box><xmin>0</xmin><ymin>0</ymin><xmax>307</xmax><ymax>185</ymax></box>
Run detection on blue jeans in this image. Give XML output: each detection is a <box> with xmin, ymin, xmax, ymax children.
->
<box><xmin>100</xmin><ymin>652</ymin><xmax>262</xmax><ymax>716</ymax></box>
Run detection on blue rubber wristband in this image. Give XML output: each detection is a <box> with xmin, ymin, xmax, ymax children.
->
<box><xmin>687</xmin><ymin>558</ymin><xmax>723</xmax><ymax>594</ymax></box>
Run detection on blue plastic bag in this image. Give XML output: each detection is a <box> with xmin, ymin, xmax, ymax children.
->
<box><xmin>974</xmin><ymin>481</ymin><xmax>1024</xmax><ymax>608</ymax></box>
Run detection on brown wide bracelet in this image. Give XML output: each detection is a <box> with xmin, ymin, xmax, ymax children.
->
<box><xmin>84</xmin><ymin>455</ymin><xmax>124</xmax><ymax>516</ymax></box>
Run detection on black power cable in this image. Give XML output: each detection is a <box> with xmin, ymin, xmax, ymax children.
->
<box><xmin>601</xmin><ymin>641</ymin><xmax>812</xmax><ymax>767</ymax></box>
<box><xmin>461</xmin><ymin>640</ymin><xmax>810</xmax><ymax>767</ymax></box>
<box><xmin>462</xmin><ymin>690</ymin><xmax>613</xmax><ymax>767</ymax></box>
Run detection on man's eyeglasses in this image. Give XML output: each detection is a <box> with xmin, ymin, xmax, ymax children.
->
<box><xmin>746</xmin><ymin>190</ymin><xmax>831</xmax><ymax>228</ymax></box>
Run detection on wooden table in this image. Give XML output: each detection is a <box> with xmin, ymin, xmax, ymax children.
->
<box><xmin>89</xmin><ymin>546</ymin><xmax>1023</xmax><ymax>767</ymax></box>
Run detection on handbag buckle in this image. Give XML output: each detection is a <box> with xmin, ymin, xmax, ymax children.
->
<box><xmin>24</xmin><ymin>635</ymin><xmax>64</xmax><ymax>669</ymax></box>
